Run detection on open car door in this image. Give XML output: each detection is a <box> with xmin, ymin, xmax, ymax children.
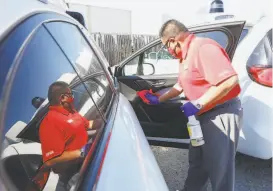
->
<box><xmin>114</xmin><ymin>20</ymin><xmax>245</xmax><ymax>148</ymax></box>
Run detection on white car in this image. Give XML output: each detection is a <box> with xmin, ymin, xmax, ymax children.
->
<box><xmin>120</xmin><ymin>13</ymin><xmax>273</xmax><ymax>160</ymax></box>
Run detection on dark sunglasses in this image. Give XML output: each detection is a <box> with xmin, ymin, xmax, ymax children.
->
<box><xmin>163</xmin><ymin>38</ymin><xmax>175</xmax><ymax>49</ymax></box>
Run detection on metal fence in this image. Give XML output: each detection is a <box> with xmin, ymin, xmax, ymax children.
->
<box><xmin>91</xmin><ymin>33</ymin><xmax>158</xmax><ymax>66</ymax></box>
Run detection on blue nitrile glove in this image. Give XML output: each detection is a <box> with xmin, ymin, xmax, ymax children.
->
<box><xmin>137</xmin><ymin>89</ymin><xmax>160</xmax><ymax>105</ymax></box>
<box><xmin>145</xmin><ymin>92</ymin><xmax>159</xmax><ymax>105</ymax></box>
<box><xmin>180</xmin><ymin>101</ymin><xmax>201</xmax><ymax>117</ymax></box>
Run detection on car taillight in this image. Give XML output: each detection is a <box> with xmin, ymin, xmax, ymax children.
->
<box><xmin>247</xmin><ymin>65</ymin><xmax>272</xmax><ymax>87</ymax></box>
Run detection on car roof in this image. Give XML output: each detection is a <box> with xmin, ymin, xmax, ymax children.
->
<box><xmin>184</xmin><ymin>12</ymin><xmax>268</xmax><ymax>28</ymax></box>
<box><xmin>0</xmin><ymin>0</ymin><xmax>68</xmax><ymax>41</ymax></box>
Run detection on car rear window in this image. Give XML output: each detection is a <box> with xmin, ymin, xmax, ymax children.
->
<box><xmin>239</xmin><ymin>29</ymin><xmax>249</xmax><ymax>43</ymax></box>
<box><xmin>195</xmin><ymin>28</ymin><xmax>249</xmax><ymax>48</ymax></box>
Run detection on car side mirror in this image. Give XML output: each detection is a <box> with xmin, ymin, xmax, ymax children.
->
<box><xmin>142</xmin><ymin>63</ymin><xmax>155</xmax><ymax>75</ymax></box>
<box><xmin>32</xmin><ymin>97</ymin><xmax>45</xmax><ymax>109</ymax></box>
<box><xmin>66</xmin><ymin>11</ymin><xmax>86</xmax><ymax>27</ymax></box>
<box><xmin>5</xmin><ymin>121</ymin><xmax>26</xmax><ymax>144</ymax></box>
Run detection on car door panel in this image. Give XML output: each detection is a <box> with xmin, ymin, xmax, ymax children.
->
<box><xmin>116</xmin><ymin>21</ymin><xmax>245</xmax><ymax>147</ymax></box>
<box><xmin>118</xmin><ymin>74</ymin><xmax>190</xmax><ymax>145</ymax></box>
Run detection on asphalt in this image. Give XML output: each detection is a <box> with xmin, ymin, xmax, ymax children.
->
<box><xmin>151</xmin><ymin>146</ymin><xmax>272</xmax><ymax>191</ymax></box>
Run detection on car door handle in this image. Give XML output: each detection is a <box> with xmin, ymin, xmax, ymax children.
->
<box><xmin>152</xmin><ymin>81</ymin><xmax>165</xmax><ymax>86</ymax></box>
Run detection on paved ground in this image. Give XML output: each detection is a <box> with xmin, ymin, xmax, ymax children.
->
<box><xmin>151</xmin><ymin>146</ymin><xmax>272</xmax><ymax>191</ymax></box>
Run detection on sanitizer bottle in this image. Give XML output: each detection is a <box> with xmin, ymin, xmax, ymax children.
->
<box><xmin>187</xmin><ymin>115</ymin><xmax>205</xmax><ymax>147</ymax></box>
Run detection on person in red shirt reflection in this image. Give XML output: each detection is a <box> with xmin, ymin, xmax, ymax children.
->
<box><xmin>32</xmin><ymin>81</ymin><xmax>98</xmax><ymax>190</ymax></box>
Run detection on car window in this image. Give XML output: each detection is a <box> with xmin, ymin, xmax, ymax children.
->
<box><xmin>195</xmin><ymin>31</ymin><xmax>228</xmax><ymax>48</ymax></box>
<box><xmin>73</xmin><ymin>75</ymin><xmax>111</xmax><ymax>119</ymax></box>
<box><xmin>45</xmin><ymin>22</ymin><xmax>113</xmax><ymax>118</ymax></box>
<box><xmin>72</xmin><ymin>81</ymin><xmax>105</xmax><ymax>130</ymax></box>
<box><xmin>45</xmin><ymin>22</ymin><xmax>102</xmax><ymax>77</ymax></box>
<box><xmin>247</xmin><ymin>30</ymin><xmax>272</xmax><ymax>67</ymax></box>
<box><xmin>124</xmin><ymin>43</ymin><xmax>179</xmax><ymax>76</ymax></box>
<box><xmin>123</xmin><ymin>30</ymin><xmax>229</xmax><ymax>76</ymax></box>
<box><xmin>1</xmin><ymin>24</ymin><xmax>107</xmax><ymax>191</ymax></box>
<box><xmin>239</xmin><ymin>29</ymin><xmax>249</xmax><ymax>43</ymax></box>
<box><xmin>3</xmin><ymin>26</ymin><xmax>78</xmax><ymax>135</ymax></box>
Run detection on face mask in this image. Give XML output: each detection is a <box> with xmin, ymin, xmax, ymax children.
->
<box><xmin>60</xmin><ymin>93</ymin><xmax>74</xmax><ymax>105</ymax></box>
<box><xmin>66</xmin><ymin>96</ymin><xmax>74</xmax><ymax>103</ymax></box>
<box><xmin>168</xmin><ymin>44</ymin><xmax>182</xmax><ymax>59</ymax></box>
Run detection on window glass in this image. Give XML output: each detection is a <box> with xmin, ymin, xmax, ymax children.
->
<box><xmin>73</xmin><ymin>75</ymin><xmax>111</xmax><ymax>119</ymax></box>
<box><xmin>123</xmin><ymin>56</ymin><xmax>141</xmax><ymax>75</ymax></box>
<box><xmin>4</xmin><ymin>26</ymin><xmax>78</xmax><ymax>135</ymax></box>
<box><xmin>46</xmin><ymin>22</ymin><xmax>113</xmax><ymax>118</ymax></box>
<box><xmin>72</xmin><ymin>81</ymin><xmax>105</xmax><ymax>130</ymax></box>
<box><xmin>124</xmin><ymin>43</ymin><xmax>179</xmax><ymax>76</ymax></box>
<box><xmin>45</xmin><ymin>22</ymin><xmax>102</xmax><ymax>77</ymax></box>
<box><xmin>195</xmin><ymin>31</ymin><xmax>228</xmax><ymax>48</ymax></box>
<box><xmin>239</xmin><ymin>29</ymin><xmax>249</xmax><ymax>43</ymax></box>
<box><xmin>1</xmin><ymin>25</ymin><xmax>105</xmax><ymax>191</ymax></box>
<box><xmin>247</xmin><ymin>32</ymin><xmax>272</xmax><ymax>67</ymax></box>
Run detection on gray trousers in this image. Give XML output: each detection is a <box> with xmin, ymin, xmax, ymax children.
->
<box><xmin>183</xmin><ymin>97</ymin><xmax>243</xmax><ymax>191</ymax></box>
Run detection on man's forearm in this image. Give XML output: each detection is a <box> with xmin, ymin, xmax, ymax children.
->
<box><xmin>159</xmin><ymin>88</ymin><xmax>183</xmax><ymax>103</ymax></box>
<box><xmin>198</xmin><ymin>75</ymin><xmax>239</xmax><ymax>107</ymax></box>
<box><xmin>41</xmin><ymin>150</ymin><xmax>82</xmax><ymax>172</ymax></box>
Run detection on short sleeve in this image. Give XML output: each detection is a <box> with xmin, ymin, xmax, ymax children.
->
<box><xmin>198</xmin><ymin>44</ymin><xmax>237</xmax><ymax>85</ymax></box>
<box><xmin>39</xmin><ymin>119</ymin><xmax>65</xmax><ymax>162</ymax></box>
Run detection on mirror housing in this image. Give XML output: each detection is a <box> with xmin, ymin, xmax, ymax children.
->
<box><xmin>32</xmin><ymin>97</ymin><xmax>45</xmax><ymax>109</ymax></box>
<box><xmin>66</xmin><ymin>11</ymin><xmax>86</xmax><ymax>27</ymax></box>
<box><xmin>5</xmin><ymin>121</ymin><xmax>26</xmax><ymax>144</ymax></box>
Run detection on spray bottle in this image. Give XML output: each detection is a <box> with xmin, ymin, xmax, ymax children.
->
<box><xmin>187</xmin><ymin>115</ymin><xmax>205</xmax><ymax>147</ymax></box>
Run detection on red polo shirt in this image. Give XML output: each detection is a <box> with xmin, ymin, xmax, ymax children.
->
<box><xmin>39</xmin><ymin>106</ymin><xmax>89</xmax><ymax>162</ymax></box>
<box><xmin>174</xmin><ymin>34</ymin><xmax>241</xmax><ymax>114</ymax></box>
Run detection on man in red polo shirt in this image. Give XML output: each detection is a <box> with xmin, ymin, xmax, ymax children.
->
<box><xmin>141</xmin><ymin>20</ymin><xmax>243</xmax><ymax>191</ymax></box>
<box><xmin>32</xmin><ymin>81</ymin><xmax>96</xmax><ymax>190</ymax></box>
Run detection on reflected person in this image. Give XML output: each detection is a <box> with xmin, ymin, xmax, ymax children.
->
<box><xmin>32</xmin><ymin>81</ymin><xmax>97</xmax><ymax>190</ymax></box>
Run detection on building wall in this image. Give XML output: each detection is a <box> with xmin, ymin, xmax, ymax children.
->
<box><xmin>68</xmin><ymin>4</ymin><xmax>132</xmax><ymax>34</ymax></box>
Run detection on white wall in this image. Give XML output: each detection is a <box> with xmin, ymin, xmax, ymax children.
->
<box><xmin>68</xmin><ymin>4</ymin><xmax>132</xmax><ymax>34</ymax></box>
<box><xmin>89</xmin><ymin>6</ymin><xmax>131</xmax><ymax>34</ymax></box>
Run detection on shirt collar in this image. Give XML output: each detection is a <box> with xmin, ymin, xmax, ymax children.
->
<box><xmin>49</xmin><ymin>106</ymin><xmax>73</xmax><ymax>116</ymax></box>
<box><xmin>181</xmin><ymin>33</ymin><xmax>196</xmax><ymax>60</ymax></box>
